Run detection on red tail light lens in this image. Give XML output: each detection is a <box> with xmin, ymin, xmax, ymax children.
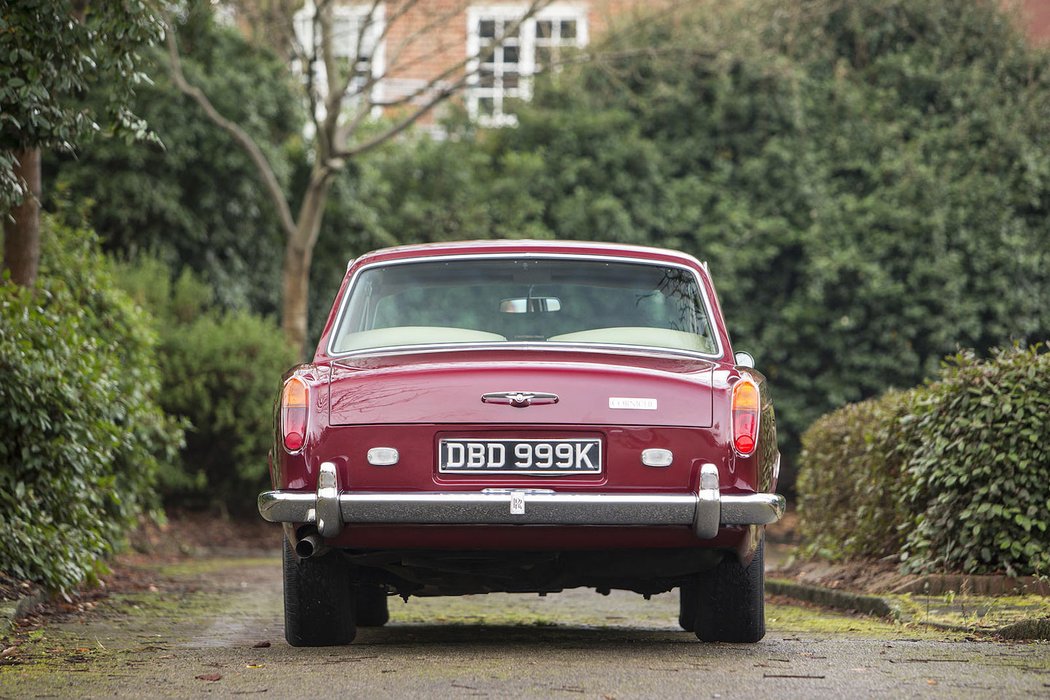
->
<box><xmin>732</xmin><ymin>377</ymin><xmax>760</xmax><ymax>456</ymax></box>
<box><xmin>282</xmin><ymin>377</ymin><xmax>309</xmax><ymax>453</ymax></box>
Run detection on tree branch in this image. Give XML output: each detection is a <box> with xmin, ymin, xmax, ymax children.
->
<box><xmin>162</xmin><ymin>17</ymin><xmax>297</xmax><ymax>239</ymax></box>
<box><xmin>338</xmin><ymin>73</ymin><xmax>468</xmax><ymax>158</ymax></box>
<box><xmin>336</xmin><ymin>0</ymin><xmax>552</xmax><ymax>151</ymax></box>
<box><xmin>372</xmin><ymin>0</ymin><xmax>464</xmax><ymax>89</ymax></box>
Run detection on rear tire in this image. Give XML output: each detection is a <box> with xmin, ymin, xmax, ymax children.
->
<box><xmin>283</xmin><ymin>540</ymin><xmax>356</xmax><ymax>646</ymax></box>
<box><xmin>355</xmin><ymin>584</ymin><xmax>390</xmax><ymax>627</ymax></box>
<box><xmin>678</xmin><ymin>583</ymin><xmax>697</xmax><ymax>632</ymax></box>
<box><xmin>693</xmin><ymin>539</ymin><xmax>766</xmax><ymax>643</ymax></box>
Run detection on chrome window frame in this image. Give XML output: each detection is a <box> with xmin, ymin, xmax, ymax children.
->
<box><xmin>325</xmin><ymin>253</ymin><xmax>725</xmax><ymax>361</ymax></box>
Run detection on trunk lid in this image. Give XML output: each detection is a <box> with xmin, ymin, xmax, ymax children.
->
<box><xmin>328</xmin><ymin>350</ymin><xmax>714</xmax><ymax>428</ymax></box>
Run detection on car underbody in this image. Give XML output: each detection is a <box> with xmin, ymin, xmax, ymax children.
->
<box><xmin>342</xmin><ymin>546</ymin><xmax>731</xmax><ymax>598</ymax></box>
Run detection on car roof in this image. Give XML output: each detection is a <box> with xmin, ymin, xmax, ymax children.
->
<box><xmin>349</xmin><ymin>239</ymin><xmax>706</xmax><ymax>271</ymax></box>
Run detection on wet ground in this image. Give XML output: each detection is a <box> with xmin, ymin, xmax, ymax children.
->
<box><xmin>1</xmin><ymin>553</ymin><xmax>1048</xmax><ymax>699</ymax></box>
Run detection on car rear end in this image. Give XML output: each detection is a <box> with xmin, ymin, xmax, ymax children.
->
<box><xmin>260</xmin><ymin>242</ymin><xmax>784</xmax><ymax>645</ymax></box>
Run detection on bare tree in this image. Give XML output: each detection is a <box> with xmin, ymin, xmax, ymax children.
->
<box><xmin>163</xmin><ymin>0</ymin><xmax>553</xmax><ymax>352</ymax></box>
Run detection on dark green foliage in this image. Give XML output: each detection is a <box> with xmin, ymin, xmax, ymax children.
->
<box><xmin>47</xmin><ymin>1</ymin><xmax>301</xmax><ymax>312</ymax></box>
<box><xmin>797</xmin><ymin>391</ymin><xmax>916</xmax><ymax>561</ymax></box>
<box><xmin>1</xmin><ymin>0</ymin><xmax>159</xmax><ymax>208</ymax></box>
<box><xmin>115</xmin><ymin>259</ymin><xmax>299</xmax><ymax>510</ymax></box>
<box><xmin>0</xmin><ymin>218</ymin><xmax>183</xmax><ymax>592</ymax></box>
<box><xmin>901</xmin><ymin>347</ymin><xmax>1050</xmax><ymax>576</ymax></box>
<box><xmin>797</xmin><ymin>345</ymin><xmax>1050</xmax><ymax>576</ymax></box>
<box><xmin>321</xmin><ymin>0</ymin><xmax>1050</xmax><ymax>485</ymax></box>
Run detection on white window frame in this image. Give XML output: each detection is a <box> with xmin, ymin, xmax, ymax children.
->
<box><xmin>293</xmin><ymin>2</ymin><xmax>387</xmax><ymax>119</ymax></box>
<box><xmin>466</xmin><ymin>3</ymin><xmax>588</xmax><ymax>127</ymax></box>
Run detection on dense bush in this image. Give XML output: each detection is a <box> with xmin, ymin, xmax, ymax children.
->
<box><xmin>115</xmin><ymin>259</ymin><xmax>298</xmax><ymax>511</ymax></box>
<box><xmin>0</xmin><ymin>219</ymin><xmax>183</xmax><ymax>592</ymax></box>
<box><xmin>901</xmin><ymin>347</ymin><xmax>1050</xmax><ymax>576</ymax></box>
<box><xmin>797</xmin><ymin>345</ymin><xmax>1050</xmax><ymax>576</ymax></box>
<box><xmin>797</xmin><ymin>390</ymin><xmax>915</xmax><ymax>561</ymax></box>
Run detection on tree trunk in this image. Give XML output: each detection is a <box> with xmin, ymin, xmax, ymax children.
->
<box><xmin>3</xmin><ymin>148</ymin><xmax>42</xmax><ymax>287</ymax></box>
<box><xmin>281</xmin><ymin>173</ymin><xmax>333</xmax><ymax>355</ymax></box>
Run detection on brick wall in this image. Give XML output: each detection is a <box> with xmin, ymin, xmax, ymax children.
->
<box><xmin>1019</xmin><ymin>0</ymin><xmax>1050</xmax><ymax>44</ymax></box>
<box><xmin>368</xmin><ymin>0</ymin><xmax>678</xmax><ymax>120</ymax></box>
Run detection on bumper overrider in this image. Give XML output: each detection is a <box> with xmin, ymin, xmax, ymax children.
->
<box><xmin>260</xmin><ymin>463</ymin><xmax>784</xmax><ymax>539</ymax></box>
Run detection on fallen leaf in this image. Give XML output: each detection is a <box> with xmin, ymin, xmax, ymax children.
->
<box><xmin>252</xmin><ymin>641</ymin><xmax>271</xmax><ymax>648</ymax></box>
<box><xmin>0</xmin><ymin>647</ymin><xmax>18</xmax><ymax>658</ymax></box>
<box><xmin>196</xmin><ymin>673</ymin><xmax>223</xmax><ymax>682</ymax></box>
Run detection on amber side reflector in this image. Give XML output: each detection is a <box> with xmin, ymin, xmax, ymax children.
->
<box><xmin>282</xmin><ymin>377</ymin><xmax>309</xmax><ymax>452</ymax></box>
<box><xmin>732</xmin><ymin>378</ymin><xmax>760</xmax><ymax>456</ymax></box>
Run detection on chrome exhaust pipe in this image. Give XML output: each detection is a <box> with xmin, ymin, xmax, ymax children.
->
<box><xmin>295</xmin><ymin>532</ymin><xmax>324</xmax><ymax>559</ymax></box>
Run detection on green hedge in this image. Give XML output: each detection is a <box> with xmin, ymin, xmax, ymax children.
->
<box><xmin>797</xmin><ymin>345</ymin><xmax>1050</xmax><ymax>576</ymax></box>
<box><xmin>115</xmin><ymin>259</ymin><xmax>298</xmax><ymax>511</ymax></box>
<box><xmin>901</xmin><ymin>348</ymin><xmax>1050</xmax><ymax>576</ymax></box>
<box><xmin>0</xmin><ymin>220</ymin><xmax>183</xmax><ymax>592</ymax></box>
<box><xmin>797</xmin><ymin>390</ymin><xmax>915</xmax><ymax>561</ymax></box>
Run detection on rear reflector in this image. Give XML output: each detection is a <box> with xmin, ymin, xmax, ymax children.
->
<box><xmin>282</xmin><ymin>377</ymin><xmax>309</xmax><ymax>453</ymax></box>
<box><xmin>732</xmin><ymin>377</ymin><xmax>760</xmax><ymax>456</ymax></box>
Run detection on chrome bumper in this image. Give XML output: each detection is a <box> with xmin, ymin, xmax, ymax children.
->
<box><xmin>258</xmin><ymin>463</ymin><xmax>785</xmax><ymax>540</ymax></box>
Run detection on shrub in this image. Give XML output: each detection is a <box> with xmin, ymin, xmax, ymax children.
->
<box><xmin>115</xmin><ymin>258</ymin><xmax>298</xmax><ymax>511</ymax></box>
<box><xmin>159</xmin><ymin>311</ymin><xmax>297</xmax><ymax>510</ymax></box>
<box><xmin>901</xmin><ymin>346</ymin><xmax>1050</xmax><ymax>576</ymax></box>
<box><xmin>797</xmin><ymin>390</ymin><xmax>915</xmax><ymax>561</ymax></box>
<box><xmin>0</xmin><ymin>219</ymin><xmax>183</xmax><ymax>592</ymax></box>
<box><xmin>797</xmin><ymin>344</ymin><xmax>1050</xmax><ymax>576</ymax></box>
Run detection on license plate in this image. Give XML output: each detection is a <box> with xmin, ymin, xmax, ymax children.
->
<box><xmin>438</xmin><ymin>438</ymin><xmax>602</xmax><ymax>475</ymax></box>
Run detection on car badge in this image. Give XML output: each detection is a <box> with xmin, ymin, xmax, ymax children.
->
<box><xmin>481</xmin><ymin>391</ymin><xmax>559</xmax><ymax>408</ymax></box>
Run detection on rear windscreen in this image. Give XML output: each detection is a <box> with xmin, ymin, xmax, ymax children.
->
<box><xmin>330</xmin><ymin>258</ymin><xmax>717</xmax><ymax>356</ymax></box>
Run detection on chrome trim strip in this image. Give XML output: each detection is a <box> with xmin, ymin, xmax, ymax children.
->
<box><xmin>481</xmin><ymin>391</ymin><xmax>560</xmax><ymax>407</ymax></box>
<box><xmin>258</xmin><ymin>489</ymin><xmax>785</xmax><ymax>529</ymax></box>
<box><xmin>720</xmin><ymin>493</ymin><xmax>787</xmax><ymax>526</ymax></box>
<box><xmin>315</xmin><ymin>462</ymin><xmax>342</xmax><ymax>538</ymax></box>
<box><xmin>339</xmin><ymin>492</ymin><xmax>698</xmax><ymax>526</ymax></box>
<box><xmin>693</xmin><ymin>463</ymin><xmax>721</xmax><ymax>539</ymax></box>
<box><xmin>258</xmin><ymin>491</ymin><xmax>316</xmax><ymax>524</ymax></box>
<box><xmin>325</xmin><ymin>253</ymin><xmax>725</xmax><ymax>361</ymax></box>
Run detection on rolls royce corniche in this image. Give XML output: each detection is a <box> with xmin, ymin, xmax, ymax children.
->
<box><xmin>259</xmin><ymin>240</ymin><xmax>784</xmax><ymax>646</ymax></box>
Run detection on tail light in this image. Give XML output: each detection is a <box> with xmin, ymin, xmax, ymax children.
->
<box><xmin>281</xmin><ymin>377</ymin><xmax>309</xmax><ymax>453</ymax></box>
<box><xmin>732</xmin><ymin>377</ymin><xmax>760</xmax><ymax>456</ymax></box>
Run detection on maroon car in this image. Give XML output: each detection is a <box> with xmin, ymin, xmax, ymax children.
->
<box><xmin>259</xmin><ymin>240</ymin><xmax>784</xmax><ymax>646</ymax></box>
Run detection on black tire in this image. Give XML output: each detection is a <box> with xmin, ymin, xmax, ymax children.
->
<box><xmin>355</xmin><ymin>584</ymin><xmax>390</xmax><ymax>627</ymax></box>
<box><xmin>693</xmin><ymin>539</ymin><xmax>766</xmax><ymax>643</ymax></box>
<box><xmin>678</xmin><ymin>582</ymin><xmax>698</xmax><ymax>632</ymax></box>
<box><xmin>283</xmin><ymin>540</ymin><xmax>356</xmax><ymax>646</ymax></box>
